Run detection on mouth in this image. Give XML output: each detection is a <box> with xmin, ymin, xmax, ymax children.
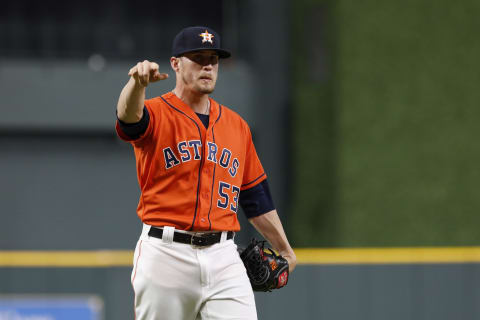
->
<box><xmin>199</xmin><ymin>75</ymin><xmax>213</xmax><ymax>81</ymax></box>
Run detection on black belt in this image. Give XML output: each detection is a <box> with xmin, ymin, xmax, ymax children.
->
<box><xmin>148</xmin><ymin>227</ymin><xmax>234</xmax><ymax>247</ymax></box>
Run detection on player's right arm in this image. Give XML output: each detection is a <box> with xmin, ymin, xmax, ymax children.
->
<box><xmin>116</xmin><ymin>60</ymin><xmax>168</xmax><ymax>123</ymax></box>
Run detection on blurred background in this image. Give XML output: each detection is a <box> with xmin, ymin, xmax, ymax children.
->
<box><xmin>1</xmin><ymin>0</ymin><xmax>480</xmax><ymax>319</ymax></box>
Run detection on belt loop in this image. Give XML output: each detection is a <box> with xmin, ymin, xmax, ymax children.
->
<box><xmin>162</xmin><ymin>226</ymin><xmax>175</xmax><ymax>244</ymax></box>
<box><xmin>220</xmin><ymin>231</ymin><xmax>227</xmax><ymax>242</ymax></box>
<box><xmin>141</xmin><ymin>223</ymin><xmax>152</xmax><ymax>240</ymax></box>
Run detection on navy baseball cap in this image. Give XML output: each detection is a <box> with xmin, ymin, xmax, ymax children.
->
<box><xmin>172</xmin><ymin>26</ymin><xmax>231</xmax><ymax>59</ymax></box>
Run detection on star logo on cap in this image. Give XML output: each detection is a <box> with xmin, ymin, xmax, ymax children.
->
<box><xmin>199</xmin><ymin>30</ymin><xmax>214</xmax><ymax>44</ymax></box>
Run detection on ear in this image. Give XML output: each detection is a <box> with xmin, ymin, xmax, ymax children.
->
<box><xmin>170</xmin><ymin>57</ymin><xmax>180</xmax><ymax>72</ymax></box>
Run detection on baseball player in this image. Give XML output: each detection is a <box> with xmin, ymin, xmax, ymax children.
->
<box><xmin>115</xmin><ymin>26</ymin><xmax>297</xmax><ymax>319</ymax></box>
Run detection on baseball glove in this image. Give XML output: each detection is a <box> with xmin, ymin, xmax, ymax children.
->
<box><xmin>238</xmin><ymin>238</ymin><xmax>289</xmax><ymax>292</ymax></box>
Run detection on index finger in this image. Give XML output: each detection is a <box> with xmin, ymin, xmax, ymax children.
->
<box><xmin>151</xmin><ymin>72</ymin><xmax>169</xmax><ymax>82</ymax></box>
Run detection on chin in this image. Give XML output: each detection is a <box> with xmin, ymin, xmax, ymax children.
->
<box><xmin>197</xmin><ymin>85</ymin><xmax>215</xmax><ymax>94</ymax></box>
<box><xmin>200</xmin><ymin>88</ymin><xmax>215</xmax><ymax>94</ymax></box>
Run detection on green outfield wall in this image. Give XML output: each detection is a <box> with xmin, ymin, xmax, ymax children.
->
<box><xmin>291</xmin><ymin>0</ymin><xmax>480</xmax><ymax>247</ymax></box>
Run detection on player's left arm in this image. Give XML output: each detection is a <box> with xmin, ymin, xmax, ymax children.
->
<box><xmin>248</xmin><ymin>210</ymin><xmax>297</xmax><ymax>273</ymax></box>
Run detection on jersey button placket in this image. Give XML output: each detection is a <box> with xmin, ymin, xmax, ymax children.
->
<box><xmin>200</xmin><ymin>131</ymin><xmax>214</xmax><ymax>228</ymax></box>
<box><xmin>200</xmin><ymin>162</ymin><xmax>213</xmax><ymax>228</ymax></box>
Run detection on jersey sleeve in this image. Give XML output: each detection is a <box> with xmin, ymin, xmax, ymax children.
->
<box><xmin>115</xmin><ymin>100</ymin><xmax>156</xmax><ymax>146</ymax></box>
<box><xmin>117</xmin><ymin>106</ymin><xmax>150</xmax><ymax>139</ymax></box>
<box><xmin>240</xmin><ymin>179</ymin><xmax>275</xmax><ymax>218</ymax></box>
<box><xmin>241</xmin><ymin>123</ymin><xmax>266</xmax><ymax>191</ymax></box>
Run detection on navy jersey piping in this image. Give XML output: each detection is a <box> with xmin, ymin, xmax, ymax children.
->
<box><xmin>207</xmin><ymin>105</ymin><xmax>222</xmax><ymax>230</ymax></box>
<box><xmin>242</xmin><ymin>172</ymin><xmax>266</xmax><ymax>188</ymax></box>
<box><xmin>160</xmin><ymin>96</ymin><xmax>203</xmax><ymax>231</ymax></box>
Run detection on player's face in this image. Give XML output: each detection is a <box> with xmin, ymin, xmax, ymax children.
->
<box><xmin>178</xmin><ymin>50</ymin><xmax>219</xmax><ymax>94</ymax></box>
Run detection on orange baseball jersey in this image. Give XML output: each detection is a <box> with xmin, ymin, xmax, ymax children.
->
<box><xmin>116</xmin><ymin>92</ymin><xmax>266</xmax><ymax>231</ymax></box>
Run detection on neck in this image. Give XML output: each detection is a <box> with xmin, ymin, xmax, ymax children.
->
<box><xmin>173</xmin><ymin>87</ymin><xmax>210</xmax><ymax>115</ymax></box>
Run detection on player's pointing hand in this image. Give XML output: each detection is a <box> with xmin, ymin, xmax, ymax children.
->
<box><xmin>128</xmin><ymin>60</ymin><xmax>169</xmax><ymax>87</ymax></box>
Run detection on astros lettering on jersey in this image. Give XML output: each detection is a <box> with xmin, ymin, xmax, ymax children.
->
<box><xmin>116</xmin><ymin>92</ymin><xmax>266</xmax><ymax>231</ymax></box>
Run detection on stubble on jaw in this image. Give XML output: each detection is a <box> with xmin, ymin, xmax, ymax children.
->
<box><xmin>197</xmin><ymin>81</ymin><xmax>216</xmax><ymax>94</ymax></box>
<box><xmin>181</xmin><ymin>73</ymin><xmax>216</xmax><ymax>94</ymax></box>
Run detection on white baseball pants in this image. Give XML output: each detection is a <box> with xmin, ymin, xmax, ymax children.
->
<box><xmin>131</xmin><ymin>224</ymin><xmax>258</xmax><ymax>320</ymax></box>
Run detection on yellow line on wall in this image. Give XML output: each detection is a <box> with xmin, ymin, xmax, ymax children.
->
<box><xmin>294</xmin><ymin>247</ymin><xmax>480</xmax><ymax>264</ymax></box>
<box><xmin>0</xmin><ymin>251</ymin><xmax>133</xmax><ymax>267</ymax></box>
<box><xmin>1</xmin><ymin>247</ymin><xmax>480</xmax><ymax>267</ymax></box>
